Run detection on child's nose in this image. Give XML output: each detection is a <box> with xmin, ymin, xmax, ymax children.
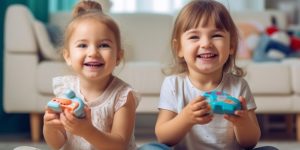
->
<box><xmin>87</xmin><ymin>46</ymin><xmax>99</xmax><ymax>57</ymax></box>
<box><xmin>200</xmin><ymin>36</ymin><xmax>212</xmax><ymax>48</ymax></box>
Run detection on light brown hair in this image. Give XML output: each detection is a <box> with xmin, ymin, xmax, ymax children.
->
<box><xmin>166</xmin><ymin>0</ymin><xmax>244</xmax><ymax>77</ymax></box>
<box><xmin>61</xmin><ymin>0</ymin><xmax>122</xmax><ymax>60</ymax></box>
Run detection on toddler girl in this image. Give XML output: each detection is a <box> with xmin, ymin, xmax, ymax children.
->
<box><xmin>140</xmin><ymin>0</ymin><xmax>277</xmax><ymax>150</ymax></box>
<box><xmin>43</xmin><ymin>1</ymin><xmax>140</xmax><ymax>150</ymax></box>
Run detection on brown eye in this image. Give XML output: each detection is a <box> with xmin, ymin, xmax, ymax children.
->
<box><xmin>189</xmin><ymin>35</ymin><xmax>199</xmax><ymax>39</ymax></box>
<box><xmin>78</xmin><ymin>44</ymin><xmax>87</xmax><ymax>48</ymax></box>
<box><xmin>98</xmin><ymin>43</ymin><xmax>110</xmax><ymax>48</ymax></box>
<box><xmin>212</xmin><ymin>34</ymin><xmax>223</xmax><ymax>38</ymax></box>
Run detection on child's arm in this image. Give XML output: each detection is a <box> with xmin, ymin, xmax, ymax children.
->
<box><xmin>155</xmin><ymin>96</ymin><xmax>212</xmax><ymax>146</ymax></box>
<box><xmin>43</xmin><ymin>109</ymin><xmax>67</xmax><ymax>150</ymax></box>
<box><xmin>224</xmin><ymin>96</ymin><xmax>261</xmax><ymax>149</ymax></box>
<box><xmin>60</xmin><ymin>92</ymin><xmax>136</xmax><ymax>150</ymax></box>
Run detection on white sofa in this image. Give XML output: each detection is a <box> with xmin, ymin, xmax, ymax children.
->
<box><xmin>4</xmin><ymin>4</ymin><xmax>300</xmax><ymax>142</ymax></box>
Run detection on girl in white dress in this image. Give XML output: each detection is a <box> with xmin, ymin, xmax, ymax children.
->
<box><xmin>43</xmin><ymin>1</ymin><xmax>140</xmax><ymax>150</ymax></box>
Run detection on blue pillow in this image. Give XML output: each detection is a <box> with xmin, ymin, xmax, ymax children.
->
<box><xmin>45</xmin><ymin>24</ymin><xmax>63</xmax><ymax>48</ymax></box>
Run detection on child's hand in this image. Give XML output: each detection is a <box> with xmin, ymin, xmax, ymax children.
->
<box><xmin>60</xmin><ymin>106</ymin><xmax>94</xmax><ymax>137</ymax></box>
<box><xmin>43</xmin><ymin>108</ymin><xmax>63</xmax><ymax>129</ymax></box>
<box><xmin>224</xmin><ymin>96</ymin><xmax>251</xmax><ymax>126</ymax></box>
<box><xmin>181</xmin><ymin>96</ymin><xmax>213</xmax><ymax>125</ymax></box>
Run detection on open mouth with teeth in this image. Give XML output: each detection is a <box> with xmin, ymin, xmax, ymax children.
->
<box><xmin>84</xmin><ymin>62</ymin><xmax>104</xmax><ymax>68</ymax></box>
<box><xmin>197</xmin><ymin>53</ymin><xmax>218</xmax><ymax>59</ymax></box>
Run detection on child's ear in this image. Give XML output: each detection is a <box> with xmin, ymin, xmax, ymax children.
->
<box><xmin>63</xmin><ymin>49</ymin><xmax>72</xmax><ymax>66</ymax></box>
<box><xmin>173</xmin><ymin>39</ymin><xmax>183</xmax><ymax>57</ymax></box>
<box><xmin>116</xmin><ymin>49</ymin><xmax>124</xmax><ymax>66</ymax></box>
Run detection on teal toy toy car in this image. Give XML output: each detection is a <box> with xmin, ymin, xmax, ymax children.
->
<box><xmin>203</xmin><ymin>90</ymin><xmax>241</xmax><ymax>115</ymax></box>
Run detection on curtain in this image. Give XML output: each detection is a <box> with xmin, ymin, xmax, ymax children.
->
<box><xmin>0</xmin><ymin>0</ymin><xmax>48</xmax><ymax>133</ymax></box>
<box><xmin>49</xmin><ymin>0</ymin><xmax>78</xmax><ymax>13</ymax></box>
<box><xmin>27</xmin><ymin>0</ymin><xmax>49</xmax><ymax>22</ymax></box>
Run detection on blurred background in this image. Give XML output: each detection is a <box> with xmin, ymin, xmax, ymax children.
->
<box><xmin>1</xmin><ymin>0</ymin><xmax>300</xmax><ymax>149</ymax></box>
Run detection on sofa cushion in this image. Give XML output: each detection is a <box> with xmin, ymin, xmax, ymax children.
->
<box><xmin>45</xmin><ymin>23</ymin><xmax>63</xmax><ymax>48</ymax></box>
<box><xmin>33</xmin><ymin>21</ymin><xmax>63</xmax><ymax>61</ymax></box>
<box><xmin>283</xmin><ymin>58</ymin><xmax>300</xmax><ymax>94</ymax></box>
<box><xmin>37</xmin><ymin>61</ymin><xmax>73</xmax><ymax>94</ymax></box>
<box><xmin>115</xmin><ymin>62</ymin><xmax>165</xmax><ymax>94</ymax></box>
<box><xmin>111</xmin><ymin>13</ymin><xmax>173</xmax><ymax>62</ymax></box>
<box><xmin>244</xmin><ymin>62</ymin><xmax>292</xmax><ymax>94</ymax></box>
<box><xmin>255</xmin><ymin>96</ymin><xmax>293</xmax><ymax>113</ymax></box>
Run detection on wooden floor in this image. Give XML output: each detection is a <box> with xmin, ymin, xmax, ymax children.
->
<box><xmin>0</xmin><ymin>114</ymin><xmax>298</xmax><ymax>150</ymax></box>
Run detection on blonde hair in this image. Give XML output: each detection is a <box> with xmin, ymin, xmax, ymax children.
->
<box><xmin>61</xmin><ymin>0</ymin><xmax>122</xmax><ymax>59</ymax></box>
<box><xmin>166</xmin><ymin>0</ymin><xmax>244</xmax><ymax>77</ymax></box>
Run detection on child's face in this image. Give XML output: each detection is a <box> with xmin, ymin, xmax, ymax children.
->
<box><xmin>178</xmin><ymin>18</ymin><xmax>233</xmax><ymax>76</ymax></box>
<box><xmin>65</xmin><ymin>19</ymin><xmax>120</xmax><ymax>81</ymax></box>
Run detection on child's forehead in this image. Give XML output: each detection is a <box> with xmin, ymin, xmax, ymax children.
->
<box><xmin>184</xmin><ymin>16</ymin><xmax>220</xmax><ymax>31</ymax></box>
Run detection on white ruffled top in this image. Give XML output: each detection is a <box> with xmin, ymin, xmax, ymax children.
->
<box><xmin>53</xmin><ymin>75</ymin><xmax>140</xmax><ymax>150</ymax></box>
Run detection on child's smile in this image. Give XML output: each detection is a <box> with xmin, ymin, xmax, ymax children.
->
<box><xmin>197</xmin><ymin>52</ymin><xmax>218</xmax><ymax>60</ymax></box>
<box><xmin>83</xmin><ymin>61</ymin><xmax>104</xmax><ymax>71</ymax></box>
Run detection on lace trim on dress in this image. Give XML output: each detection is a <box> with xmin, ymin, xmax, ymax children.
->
<box><xmin>52</xmin><ymin>76</ymin><xmax>78</xmax><ymax>97</ymax></box>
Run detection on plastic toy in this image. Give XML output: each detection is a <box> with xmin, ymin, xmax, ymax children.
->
<box><xmin>47</xmin><ymin>89</ymin><xmax>85</xmax><ymax>118</ymax></box>
<box><xmin>203</xmin><ymin>91</ymin><xmax>241</xmax><ymax>115</ymax></box>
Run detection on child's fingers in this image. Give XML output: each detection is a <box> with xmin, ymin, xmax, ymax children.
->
<box><xmin>238</xmin><ymin>96</ymin><xmax>247</xmax><ymax>110</ymax></box>
<box><xmin>191</xmin><ymin>100</ymin><xmax>209</xmax><ymax>111</ymax></box>
<box><xmin>84</xmin><ymin>107</ymin><xmax>91</xmax><ymax>119</ymax></box>
<box><xmin>224</xmin><ymin>114</ymin><xmax>237</xmax><ymax>123</ymax></box>
<box><xmin>45</xmin><ymin>107</ymin><xmax>57</xmax><ymax>114</ymax></box>
<box><xmin>44</xmin><ymin>112</ymin><xmax>58</xmax><ymax>120</ymax></box>
<box><xmin>60</xmin><ymin>110</ymin><xmax>72</xmax><ymax>125</ymax></box>
<box><xmin>64</xmin><ymin>109</ymin><xmax>76</xmax><ymax>121</ymax></box>
<box><xmin>194</xmin><ymin>107</ymin><xmax>211</xmax><ymax>117</ymax></box>
<box><xmin>195</xmin><ymin>114</ymin><xmax>213</xmax><ymax>124</ymax></box>
<box><xmin>234</xmin><ymin>109</ymin><xmax>247</xmax><ymax>117</ymax></box>
<box><xmin>224</xmin><ymin>110</ymin><xmax>247</xmax><ymax>122</ymax></box>
<box><xmin>191</xmin><ymin>96</ymin><xmax>206</xmax><ymax>104</ymax></box>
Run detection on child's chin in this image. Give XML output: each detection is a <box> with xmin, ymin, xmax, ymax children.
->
<box><xmin>84</xmin><ymin>73</ymin><xmax>102</xmax><ymax>80</ymax></box>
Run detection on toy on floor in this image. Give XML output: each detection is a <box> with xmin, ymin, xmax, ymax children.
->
<box><xmin>203</xmin><ymin>91</ymin><xmax>241</xmax><ymax>115</ymax></box>
<box><xmin>47</xmin><ymin>89</ymin><xmax>85</xmax><ymax>118</ymax></box>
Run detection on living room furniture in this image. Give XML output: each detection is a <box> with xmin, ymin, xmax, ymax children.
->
<box><xmin>4</xmin><ymin>4</ymin><xmax>300</xmax><ymax>142</ymax></box>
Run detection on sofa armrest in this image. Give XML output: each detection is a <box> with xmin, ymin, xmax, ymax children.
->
<box><xmin>5</xmin><ymin>4</ymin><xmax>37</xmax><ymax>53</ymax></box>
<box><xmin>4</xmin><ymin>5</ymin><xmax>39</xmax><ymax>113</ymax></box>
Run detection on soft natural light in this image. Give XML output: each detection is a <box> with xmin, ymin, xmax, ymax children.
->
<box><xmin>111</xmin><ymin>0</ymin><xmax>135</xmax><ymax>13</ymax></box>
<box><xmin>48</xmin><ymin>0</ymin><xmax>265</xmax><ymax>13</ymax></box>
<box><xmin>152</xmin><ymin>0</ymin><xmax>171</xmax><ymax>13</ymax></box>
<box><xmin>110</xmin><ymin>0</ymin><xmax>265</xmax><ymax>14</ymax></box>
<box><xmin>111</xmin><ymin>0</ymin><xmax>188</xmax><ymax>14</ymax></box>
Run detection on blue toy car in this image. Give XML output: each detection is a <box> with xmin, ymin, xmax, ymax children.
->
<box><xmin>47</xmin><ymin>89</ymin><xmax>85</xmax><ymax>118</ymax></box>
<box><xmin>203</xmin><ymin>90</ymin><xmax>241</xmax><ymax>115</ymax></box>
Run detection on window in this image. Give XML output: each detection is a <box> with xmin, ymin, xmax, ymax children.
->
<box><xmin>111</xmin><ymin>0</ymin><xmax>189</xmax><ymax>14</ymax></box>
<box><xmin>111</xmin><ymin>0</ymin><xmax>266</xmax><ymax>14</ymax></box>
<box><xmin>48</xmin><ymin>0</ymin><xmax>266</xmax><ymax>14</ymax></box>
<box><xmin>217</xmin><ymin>0</ymin><xmax>265</xmax><ymax>12</ymax></box>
